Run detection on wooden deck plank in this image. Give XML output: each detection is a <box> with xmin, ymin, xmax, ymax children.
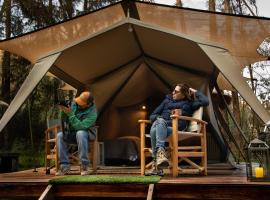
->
<box><xmin>53</xmin><ymin>184</ymin><xmax>149</xmax><ymax>198</ymax></box>
<box><xmin>1</xmin><ymin>164</ymin><xmax>270</xmax><ymax>199</ymax></box>
<box><xmin>155</xmin><ymin>183</ymin><xmax>270</xmax><ymax>200</ymax></box>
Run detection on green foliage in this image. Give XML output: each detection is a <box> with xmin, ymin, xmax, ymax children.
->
<box><xmin>7</xmin><ymin>137</ymin><xmax>44</xmax><ymax>170</ymax></box>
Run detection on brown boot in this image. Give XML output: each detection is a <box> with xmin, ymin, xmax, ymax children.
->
<box><xmin>145</xmin><ymin>159</ymin><xmax>164</xmax><ymax>176</ymax></box>
<box><xmin>156</xmin><ymin>148</ymin><xmax>169</xmax><ymax>169</ymax></box>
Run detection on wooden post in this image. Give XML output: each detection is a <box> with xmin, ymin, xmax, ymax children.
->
<box><xmin>92</xmin><ymin>139</ymin><xmax>98</xmax><ymax>172</ymax></box>
<box><xmin>38</xmin><ymin>185</ymin><xmax>54</xmax><ymax>200</ymax></box>
<box><xmin>201</xmin><ymin>123</ymin><xmax>207</xmax><ymax>175</ymax></box>
<box><xmin>54</xmin><ymin>127</ymin><xmax>59</xmax><ymax>172</ymax></box>
<box><xmin>147</xmin><ymin>184</ymin><xmax>154</xmax><ymax>200</ymax></box>
<box><xmin>140</xmin><ymin>122</ymin><xmax>146</xmax><ymax>176</ymax></box>
<box><xmin>45</xmin><ymin>130</ymin><xmax>48</xmax><ymax>173</ymax></box>
<box><xmin>172</xmin><ymin>116</ymin><xmax>178</xmax><ymax>177</ymax></box>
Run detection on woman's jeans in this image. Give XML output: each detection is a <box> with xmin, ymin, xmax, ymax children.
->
<box><xmin>150</xmin><ymin>118</ymin><xmax>172</xmax><ymax>157</ymax></box>
<box><xmin>57</xmin><ymin>130</ymin><xmax>95</xmax><ymax>168</ymax></box>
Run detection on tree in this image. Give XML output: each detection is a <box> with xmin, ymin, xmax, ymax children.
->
<box><xmin>175</xmin><ymin>0</ymin><xmax>183</xmax><ymax>7</ymax></box>
<box><xmin>215</xmin><ymin>0</ymin><xmax>257</xmax><ymax>15</ymax></box>
<box><xmin>208</xmin><ymin>0</ymin><xmax>216</xmax><ymax>11</ymax></box>
<box><xmin>0</xmin><ymin>0</ymin><xmax>11</xmax><ymax>150</ymax></box>
<box><xmin>1</xmin><ymin>0</ymin><xmax>11</xmax><ymax>104</ymax></box>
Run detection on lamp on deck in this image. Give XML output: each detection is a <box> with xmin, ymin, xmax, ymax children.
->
<box><xmin>246</xmin><ymin>138</ymin><xmax>270</xmax><ymax>181</ymax></box>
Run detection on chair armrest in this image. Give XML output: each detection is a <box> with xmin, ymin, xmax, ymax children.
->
<box><xmin>138</xmin><ymin>120</ymin><xmax>151</xmax><ymax>124</ymax></box>
<box><xmin>171</xmin><ymin>114</ymin><xmax>207</xmax><ymax>125</ymax></box>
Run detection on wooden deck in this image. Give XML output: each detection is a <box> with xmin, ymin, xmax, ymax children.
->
<box><xmin>0</xmin><ymin>164</ymin><xmax>270</xmax><ymax>199</ymax></box>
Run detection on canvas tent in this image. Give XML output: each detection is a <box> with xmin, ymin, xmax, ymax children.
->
<box><xmin>0</xmin><ymin>0</ymin><xmax>269</xmax><ymax>162</ymax></box>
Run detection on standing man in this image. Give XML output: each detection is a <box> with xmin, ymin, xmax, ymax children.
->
<box><xmin>56</xmin><ymin>91</ymin><xmax>97</xmax><ymax>176</ymax></box>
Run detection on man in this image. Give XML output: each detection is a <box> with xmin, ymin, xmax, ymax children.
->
<box><xmin>56</xmin><ymin>91</ymin><xmax>97</xmax><ymax>176</ymax></box>
<box><xmin>146</xmin><ymin>84</ymin><xmax>209</xmax><ymax>176</ymax></box>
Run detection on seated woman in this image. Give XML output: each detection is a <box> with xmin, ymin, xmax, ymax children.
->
<box><xmin>146</xmin><ymin>83</ymin><xmax>209</xmax><ymax>176</ymax></box>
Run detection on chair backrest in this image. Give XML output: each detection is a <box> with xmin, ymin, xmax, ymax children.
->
<box><xmin>46</xmin><ymin>118</ymin><xmax>61</xmax><ymax>128</ymax></box>
<box><xmin>187</xmin><ymin>107</ymin><xmax>203</xmax><ymax>132</ymax></box>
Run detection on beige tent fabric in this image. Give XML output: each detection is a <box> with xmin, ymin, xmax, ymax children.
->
<box><xmin>145</xmin><ymin>57</ymin><xmax>209</xmax><ymax>91</ymax></box>
<box><xmin>135</xmin><ymin>2</ymin><xmax>270</xmax><ymax>68</ymax></box>
<box><xmin>0</xmin><ymin>4</ymin><xmax>126</xmax><ymax>63</ymax></box>
<box><xmin>199</xmin><ymin>44</ymin><xmax>269</xmax><ymax>123</ymax></box>
<box><xmin>134</xmin><ymin>24</ymin><xmax>214</xmax><ymax>74</ymax></box>
<box><xmin>113</xmin><ymin>63</ymin><xmax>170</xmax><ymax>107</ymax></box>
<box><xmin>0</xmin><ymin>53</ymin><xmax>61</xmax><ymax>132</ymax></box>
<box><xmin>88</xmin><ymin>58</ymin><xmax>141</xmax><ymax>111</ymax></box>
<box><xmin>54</xmin><ymin>23</ymin><xmax>141</xmax><ymax>83</ymax></box>
<box><xmin>0</xmin><ymin>2</ymin><xmax>269</xmax><ymax>132</ymax></box>
<box><xmin>0</xmin><ymin>2</ymin><xmax>269</xmax><ymax>66</ymax></box>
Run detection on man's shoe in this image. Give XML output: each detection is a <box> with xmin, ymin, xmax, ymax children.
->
<box><xmin>81</xmin><ymin>165</ymin><xmax>92</xmax><ymax>176</ymax></box>
<box><xmin>156</xmin><ymin>148</ymin><xmax>169</xmax><ymax>169</ymax></box>
<box><xmin>55</xmin><ymin>166</ymin><xmax>70</xmax><ymax>176</ymax></box>
<box><xmin>145</xmin><ymin>160</ymin><xmax>164</xmax><ymax>176</ymax></box>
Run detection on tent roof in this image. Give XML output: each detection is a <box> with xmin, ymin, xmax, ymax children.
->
<box><xmin>0</xmin><ymin>1</ymin><xmax>269</xmax><ymax>66</ymax></box>
<box><xmin>0</xmin><ymin>0</ymin><xmax>269</xmax><ymax>133</ymax></box>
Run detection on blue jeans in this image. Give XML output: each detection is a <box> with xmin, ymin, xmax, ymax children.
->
<box><xmin>57</xmin><ymin>130</ymin><xmax>95</xmax><ymax>168</ymax></box>
<box><xmin>150</xmin><ymin>118</ymin><xmax>172</xmax><ymax>157</ymax></box>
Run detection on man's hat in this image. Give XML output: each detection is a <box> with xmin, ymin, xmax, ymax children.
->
<box><xmin>75</xmin><ymin>91</ymin><xmax>92</xmax><ymax>107</ymax></box>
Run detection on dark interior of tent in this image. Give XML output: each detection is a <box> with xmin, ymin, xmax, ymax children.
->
<box><xmin>90</xmin><ymin>64</ymin><xmax>226</xmax><ymax>167</ymax></box>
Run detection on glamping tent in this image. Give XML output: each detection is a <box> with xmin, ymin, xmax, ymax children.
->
<box><xmin>0</xmin><ymin>0</ymin><xmax>269</xmax><ymax>163</ymax></box>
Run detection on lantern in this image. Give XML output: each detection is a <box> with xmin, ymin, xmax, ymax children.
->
<box><xmin>246</xmin><ymin>138</ymin><xmax>270</xmax><ymax>181</ymax></box>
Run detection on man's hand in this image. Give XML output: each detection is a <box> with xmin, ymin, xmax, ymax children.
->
<box><xmin>59</xmin><ymin>105</ymin><xmax>72</xmax><ymax>113</ymax></box>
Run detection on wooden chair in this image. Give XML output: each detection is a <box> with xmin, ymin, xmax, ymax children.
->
<box><xmin>44</xmin><ymin>122</ymin><xmax>98</xmax><ymax>175</ymax></box>
<box><xmin>170</xmin><ymin>107</ymin><xmax>207</xmax><ymax>177</ymax></box>
<box><xmin>139</xmin><ymin>107</ymin><xmax>207</xmax><ymax>177</ymax></box>
<box><xmin>139</xmin><ymin>119</ymin><xmax>153</xmax><ymax>176</ymax></box>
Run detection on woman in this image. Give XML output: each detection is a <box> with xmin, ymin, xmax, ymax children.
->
<box><xmin>146</xmin><ymin>83</ymin><xmax>209</xmax><ymax>176</ymax></box>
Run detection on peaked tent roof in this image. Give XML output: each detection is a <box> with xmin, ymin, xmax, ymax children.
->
<box><xmin>0</xmin><ymin>1</ymin><xmax>269</xmax><ymax>66</ymax></box>
<box><xmin>0</xmin><ymin>1</ymin><xmax>269</xmax><ymax>133</ymax></box>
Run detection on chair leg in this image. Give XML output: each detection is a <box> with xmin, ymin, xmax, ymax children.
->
<box><xmin>141</xmin><ymin>151</ymin><xmax>145</xmax><ymax>176</ymax></box>
<box><xmin>172</xmin><ymin>118</ymin><xmax>178</xmax><ymax>177</ymax></box>
<box><xmin>92</xmin><ymin>140</ymin><xmax>97</xmax><ymax>172</ymax></box>
<box><xmin>202</xmin><ymin>124</ymin><xmax>207</xmax><ymax>175</ymax></box>
<box><xmin>140</xmin><ymin>122</ymin><xmax>146</xmax><ymax>176</ymax></box>
<box><xmin>55</xmin><ymin>137</ymin><xmax>59</xmax><ymax>172</ymax></box>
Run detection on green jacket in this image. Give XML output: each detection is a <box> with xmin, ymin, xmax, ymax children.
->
<box><xmin>61</xmin><ymin>102</ymin><xmax>97</xmax><ymax>131</ymax></box>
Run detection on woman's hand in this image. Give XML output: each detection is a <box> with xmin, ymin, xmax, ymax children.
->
<box><xmin>189</xmin><ymin>87</ymin><xmax>197</xmax><ymax>94</ymax></box>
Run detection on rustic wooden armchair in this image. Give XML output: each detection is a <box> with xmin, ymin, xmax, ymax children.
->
<box><xmin>170</xmin><ymin>107</ymin><xmax>207</xmax><ymax>177</ymax></box>
<box><xmin>44</xmin><ymin>121</ymin><xmax>98</xmax><ymax>175</ymax></box>
<box><xmin>139</xmin><ymin>107</ymin><xmax>207</xmax><ymax>177</ymax></box>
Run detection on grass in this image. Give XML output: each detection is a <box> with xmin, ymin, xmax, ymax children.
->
<box><xmin>49</xmin><ymin>175</ymin><xmax>160</xmax><ymax>185</ymax></box>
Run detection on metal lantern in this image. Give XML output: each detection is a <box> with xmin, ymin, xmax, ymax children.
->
<box><xmin>247</xmin><ymin>138</ymin><xmax>270</xmax><ymax>181</ymax></box>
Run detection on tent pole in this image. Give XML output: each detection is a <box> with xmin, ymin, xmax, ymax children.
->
<box><xmin>214</xmin><ymin>82</ymin><xmax>249</xmax><ymax>144</ymax></box>
<box><xmin>211</xmin><ymin>97</ymin><xmax>246</xmax><ymax>161</ymax></box>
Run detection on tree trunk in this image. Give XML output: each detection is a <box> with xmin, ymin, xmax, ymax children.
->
<box><xmin>175</xmin><ymin>0</ymin><xmax>182</xmax><ymax>7</ymax></box>
<box><xmin>224</xmin><ymin>0</ymin><xmax>231</xmax><ymax>13</ymax></box>
<box><xmin>1</xmin><ymin>0</ymin><xmax>11</xmax><ymax>150</ymax></box>
<box><xmin>84</xmin><ymin>0</ymin><xmax>88</xmax><ymax>11</ymax></box>
<box><xmin>208</xmin><ymin>0</ymin><xmax>216</xmax><ymax>11</ymax></box>
<box><xmin>248</xmin><ymin>64</ymin><xmax>259</xmax><ymax>137</ymax></box>
<box><xmin>1</xmin><ymin>0</ymin><xmax>11</xmax><ymax>104</ymax></box>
